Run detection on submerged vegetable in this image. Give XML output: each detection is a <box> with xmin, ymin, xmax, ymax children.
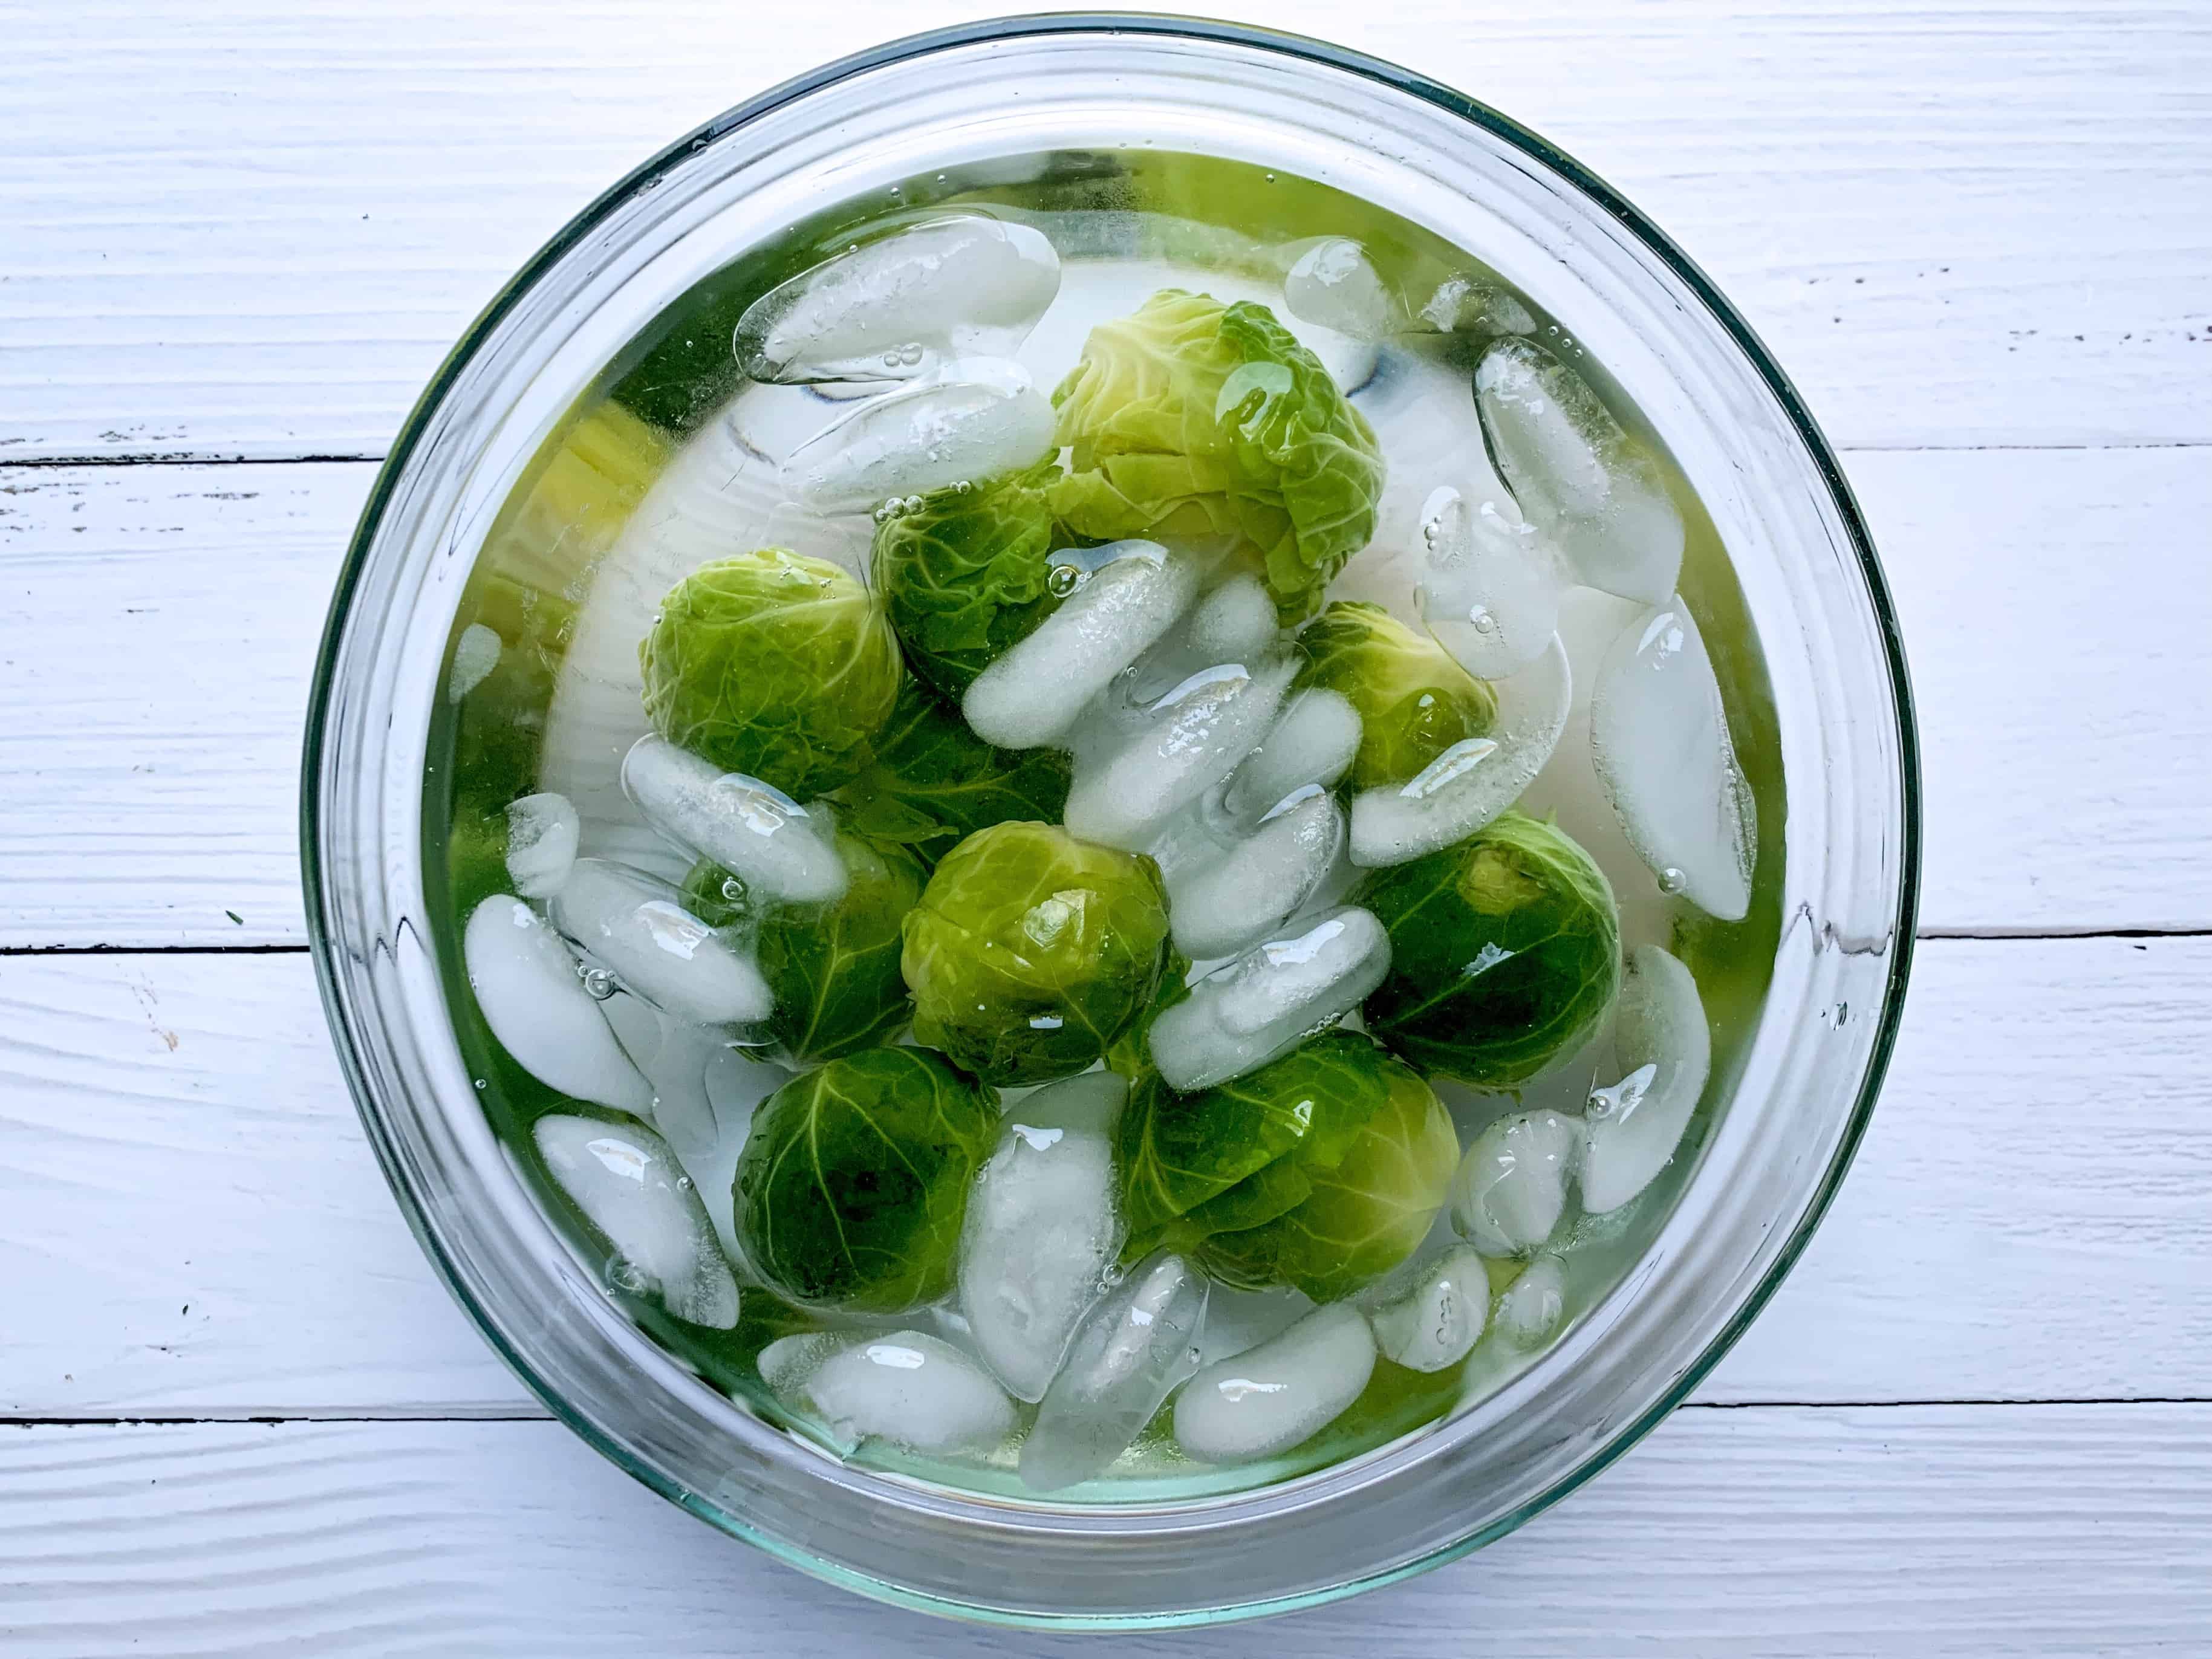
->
<box><xmin>901</xmin><ymin>821</ymin><xmax>1171</xmax><ymax>1086</ymax></box>
<box><xmin>750</xmin><ymin>831</ymin><xmax>928</xmax><ymax>1065</ymax></box>
<box><xmin>1358</xmin><ymin>810</ymin><xmax>1621</xmax><ymax>1086</ymax></box>
<box><xmin>1049</xmin><ymin>289</ymin><xmax>1385</xmax><ymax>623</ymax></box>
<box><xmin>834</xmin><ymin>679</ymin><xmax>1073</xmax><ymax>859</ymax></box>
<box><xmin>1293</xmin><ymin>600</ymin><xmax>1497</xmax><ymax>789</ymax></box>
<box><xmin>639</xmin><ymin>549</ymin><xmax>902</xmax><ymax>799</ymax></box>
<box><xmin>733</xmin><ymin>1046</ymin><xmax>999</xmax><ymax>1312</ymax></box>
<box><xmin>871</xmin><ymin>455</ymin><xmax>1065</xmax><ymax>701</ymax></box>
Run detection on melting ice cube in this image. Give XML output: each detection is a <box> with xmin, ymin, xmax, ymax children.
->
<box><xmin>1163</xmin><ymin>787</ymin><xmax>1344</xmax><ymax>962</ymax></box>
<box><xmin>533</xmin><ymin>1113</ymin><xmax>739</xmax><ymax>1329</ymax></box>
<box><xmin>446</xmin><ymin>622</ymin><xmax>501</xmax><ymax>703</ymax></box>
<box><xmin>1417</xmin><ymin>482</ymin><xmax>1569</xmax><ymax>679</ymax></box>
<box><xmin>550</xmin><ymin>859</ymin><xmax>772</xmax><ymax>1028</ymax></box>
<box><xmin>1173</xmin><ymin>1303</ymin><xmax>1376</xmax><ymax>1464</ymax></box>
<box><xmin>1212</xmin><ymin>686</ymin><xmax>1363</xmax><ymax>832</ymax></box>
<box><xmin>1588</xmin><ymin>600</ymin><xmax>1757</xmax><ymax>921</ymax></box>
<box><xmin>1357</xmin><ymin>1242</ymin><xmax>1491</xmax><ymax>1373</ymax></box>
<box><xmin>1579</xmin><ymin>944</ymin><xmax>1711</xmax><ymax>1213</ymax></box>
<box><xmin>1451</xmin><ymin>1109</ymin><xmax>1581</xmax><ymax>1258</ymax></box>
<box><xmin>781</xmin><ymin>359</ymin><xmax>1054</xmax><ymax>513</ymax></box>
<box><xmin>620</xmin><ymin>735</ymin><xmax>847</xmax><ymax>905</ymax></box>
<box><xmin>1494</xmin><ymin>1252</ymin><xmax>1568</xmax><ymax>1348</ymax></box>
<box><xmin>463</xmin><ymin>895</ymin><xmax>650</xmax><ymax>1114</ymax></box>
<box><xmin>1283</xmin><ymin>237</ymin><xmax>1399</xmax><ymax>343</ymax></box>
<box><xmin>760</xmin><ymin>1329</ymin><xmax>1014</xmax><ymax>1455</ymax></box>
<box><xmin>503</xmin><ymin>791</ymin><xmax>579</xmax><ymax>900</ymax></box>
<box><xmin>1417</xmin><ymin>273</ymin><xmax>1537</xmax><ymax>338</ymax></box>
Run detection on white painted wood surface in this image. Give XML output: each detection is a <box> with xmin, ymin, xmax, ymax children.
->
<box><xmin>4</xmin><ymin>1</ymin><xmax>2209</xmax><ymax>1652</ymax></box>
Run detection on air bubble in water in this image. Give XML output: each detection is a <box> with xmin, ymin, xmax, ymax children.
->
<box><xmin>607</xmin><ymin>1258</ymin><xmax>649</xmax><ymax>1295</ymax></box>
<box><xmin>473</xmin><ymin>1078</ymin><xmax>487</xmax><ymax>1091</ymax></box>
<box><xmin>581</xmin><ymin>966</ymin><xmax>618</xmax><ymax>1001</ymax></box>
<box><xmin>1046</xmin><ymin>562</ymin><xmax>1084</xmax><ymax>598</ymax></box>
<box><xmin>719</xmin><ymin>875</ymin><xmax>749</xmax><ymax>906</ymax></box>
<box><xmin>1657</xmin><ymin>866</ymin><xmax>1688</xmax><ymax>895</ymax></box>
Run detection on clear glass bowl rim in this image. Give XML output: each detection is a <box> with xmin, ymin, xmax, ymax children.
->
<box><xmin>300</xmin><ymin>8</ymin><xmax>1922</xmax><ymax>1629</ymax></box>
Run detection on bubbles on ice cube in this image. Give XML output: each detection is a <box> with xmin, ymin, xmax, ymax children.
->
<box><xmin>550</xmin><ymin>858</ymin><xmax>772</xmax><ymax>1028</ymax></box>
<box><xmin>1173</xmin><ymin>1303</ymin><xmax>1376</xmax><ymax>1465</ymax></box>
<box><xmin>1020</xmin><ymin>1250</ymin><xmax>1209</xmax><ymax>1492</ymax></box>
<box><xmin>1214</xmin><ymin>687</ymin><xmax>1362</xmax><ymax>831</ymax></box>
<box><xmin>446</xmin><ymin>622</ymin><xmax>501</xmax><ymax>703</ymax></box>
<box><xmin>1474</xmin><ymin>336</ymin><xmax>1683</xmax><ymax>606</ymax></box>
<box><xmin>1588</xmin><ymin>600</ymin><xmax>1756</xmax><ymax>921</ymax></box>
<box><xmin>1417</xmin><ymin>273</ymin><xmax>1537</xmax><ymax>339</ymax></box>
<box><xmin>734</xmin><ymin>215</ymin><xmax>1062</xmax><ymax>391</ymax></box>
<box><xmin>620</xmin><ymin>735</ymin><xmax>847</xmax><ymax>904</ymax></box>
<box><xmin>1164</xmin><ymin>788</ymin><xmax>1344</xmax><ymax>962</ymax></box>
<box><xmin>1283</xmin><ymin>237</ymin><xmax>1397</xmax><ymax>342</ymax></box>
<box><xmin>963</xmin><ymin>541</ymin><xmax>1197</xmax><ymax>750</ymax></box>
<box><xmin>760</xmin><ymin>1329</ymin><xmax>1014</xmax><ymax>1455</ymax></box>
<box><xmin>1357</xmin><ymin>1242</ymin><xmax>1490</xmax><ymax>1372</ymax></box>
<box><xmin>503</xmin><ymin>792</ymin><xmax>579</xmax><ymax>900</ymax></box>
<box><xmin>1417</xmin><ymin>482</ymin><xmax>1569</xmax><ymax>678</ymax></box>
<box><xmin>533</xmin><ymin>1114</ymin><xmax>739</xmax><ymax>1329</ymax></box>
<box><xmin>1147</xmin><ymin>905</ymin><xmax>1391</xmax><ymax>1092</ymax></box>
<box><xmin>959</xmin><ymin>1073</ymin><xmax>1128</xmax><ymax>1401</ymax></box>
<box><xmin>1349</xmin><ymin>632</ymin><xmax>1570</xmax><ymax>868</ymax></box>
<box><xmin>1451</xmin><ymin>1108</ymin><xmax>1581</xmax><ymax>1258</ymax></box>
<box><xmin>464</xmin><ymin>895</ymin><xmax>651</xmax><ymax>1113</ymax></box>
<box><xmin>1494</xmin><ymin>1253</ymin><xmax>1568</xmax><ymax>1348</ymax></box>
<box><xmin>781</xmin><ymin>359</ymin><xmax>1053</xmax><ymax>513</ymax></box>
<box><xmin>1580</xmin><ymin>944</ymin><xmax>1711</xmax><ymax>1213</ymax></box>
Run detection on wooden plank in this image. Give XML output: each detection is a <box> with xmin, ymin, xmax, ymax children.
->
<box><xmin>1</xmin><ymin>1</ymin><xmax>2207</xmax><ymax>461</ymax></box>
<box><xmin>3</xmin><ymin>937</ymin><xmax>2205</xmax><ymax>1418</ymax></box>
<box><xmin>0</xmin><ymin>1406</ymin><xmax>2205</xmax><ymax>1654</ymax></box>
<box><xmin>5</xmin><ymin>447</ymin><xmax>2205</xmax><ymax>949</ymax></box>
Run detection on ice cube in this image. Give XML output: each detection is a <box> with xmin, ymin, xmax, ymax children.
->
<box><xmin>600</xmin><ymin>995</ymin><xmax>726</xmax><ymax>1163</ymax></box>
<box><xmin>446</xmin><ymin>622</ymin><xmax>501</xmax><ymax>703</ymax></box>
<box><xmin>463</xmin><ymin>895</ymin><xmax>651</xmax><ymax>1114</ymax></box>
<box><xmin>1165</xmin><ymin>788</ymin><xmax>1345</xmax><ymax>961</ymax></box>
<box><xmin>734</xmin><ymin>215</ymin><xmax>1062</xmax><ymax>390</ymax></box>
<box><xmin>619</xmin><ymin>735</ymin><xmax>847</xmax><ymax>904</ymax></box>
<box><xmin>1417</xmin><ymin>482</ymin><xmax>1569</xmax><ymax>678</ymax></box>
<box><xmin>1417</xmin><ymin>273</ymin><xmax>1537</xmax><ymax>339</ymax></box>
<box><xmin>1173</xmin><ymin>1303</ymin><xmax>1376</xmax><ymax>1464</ymax></box>
<box><xmin>1020</xmin><ymin>1250</ymin><xmax>1210</xmax><ymax>1492</ymax></box>
<box><xmin>1284</xmin><ymin>237</ymin><xmax>1398</xmax><ymax>342</ymax></box>
<box><xmin>1588</xmin><ymin>600</ymin><xmax>1757</xmax><ymax>921</ymax></box>
<box><xmin>963</xmin><ymin>541</ymin><xmax>1197</xmax><ymax>750</ymax></box>
<box><xmin>533</xmin><ymin>1113</ymin><xmax>739</xmax><ymax>1329</ymax></box>
<box><xmin>765</xmin><ymin>1329</ymin><xmax>1015</xmax><ymax>1455</ymax></box>
<box><xmin>1194</xmin><ymin>1283</ymin><xmax>1314</xmax><ymax>1366</ymax></box>
<box><xmin>1580</xmin><ymin>945</ymin><xmax>1711</xmax><ymax>1213</ymax></box>
<box><xmin>959</xmin><ymin>1073</ymin><xmax>1128</xmax><ymax>1401</ymax></box>
<box><xmin>689</xmin><ymin>1042</ymin><xmax>790</xmax><ymax>1267</ymax></box>
<box><xmin>1494</xmin><ymin>1252</ymin><xmax>1567</xmax><ymax>1348</ymax></box>
<box><xmin>1349</xmin><ymin>632</ymin><xmax>1571</xmax><ymax>868</ymax></box>
<box><xmin>1358</xmin><ymin>1242</ymin><xmax>1490</xmax><ymax>1372</ymax></box>
<box><xmin>1451</xmin><ymin>1109</ymin><xmax>1581</xmax><ymax>1258</ymax></box>
<box><xmin>1063</xmin><ymin>651</ymin><xmax>1298</xmax><ymax>852</ymax></box>
<box><xmin>782</xmin><ymin>359</ymin><xmax>1054</xmax><ymax>514</ymax></box>
<box><xmin>1147</xmin><ymin>906</ymin><xmax>1391</xmax><ymax>1092</ymax></box>
<box><xmin>550</xmin><ymin>859</ymin><xmax>773</xmax><ymax>1028</ymax></box>
<box><xmin>1474</xmin><ymin>336</ymin><xmax>1683</xmax><ymax>606</ymax></box>
<box><xmin>1185</xmin><ymin>574</ymin><xmax>1281</xmax><ymax>663</ymax></box>
<box><xmin>1214</xmin><ymin>687</ymin><xmax>1362</xmax><ymax>831</ymax></box>
<box><xmin>503</xmin><ymin>792</ymin><xmax>580</xmax><ymax>900</ymax></box>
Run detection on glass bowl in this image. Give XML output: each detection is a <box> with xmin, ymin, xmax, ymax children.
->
<box><xmin>302</xmin><ymin>13</ymin><xmax>1918</xmax><ymax>1629</ymax></box>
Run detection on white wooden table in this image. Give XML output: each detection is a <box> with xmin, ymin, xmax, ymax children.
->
<box><xmin>4</xmin><ymin>3</ymin><xmax>2208</xmax><ymax>1652</ymax></box>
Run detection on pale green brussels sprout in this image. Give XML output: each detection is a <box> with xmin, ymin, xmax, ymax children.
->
<box><xmin>1048</xmin><ymin>289</ymin><xmax>1385</xmax><ymax>624</ymax></box>
<box><xmin>834</xmin><ymin>679</ymin><xmax>1072</xmax><ymax>862</ymax></box>
<box><xmin>1294</xmin><ymin>600</ymin><xmax>1497</xmax><ymax>790</ymax></box>
<box><xmin>1358</xmin><ymin>810</ymin><xmax>1621</xmax><ymax>1086</ymax></box>
<box><xmin>1117</xmin><ymin>1030</ymin><xmax>1456</xmax><ymax>1300</ymax></box>
<box><xmin>639</xmin><ymin>548</ymin><xmax>902</xmax><ymax>799</ymax></box>
<box><xmin>870</xmin><ymin>455</ymin><xmax>1065</xmax><ymax>701</ymax></box>
<box><xmin>900</xmin><ymin>820</ymin><xmax>1170</xmax><ymax>1086</ymax></box>
<box><xmin>733</xmin><ymin>1046</ymin><xmax>999</xmax><ymax>1312</ymax></box>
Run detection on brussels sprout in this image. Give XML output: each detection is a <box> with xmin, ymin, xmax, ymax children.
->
<box><xmin>901</xmin><ymin>821</ymin><xmax>1171</xmax><ymax>1086</ymax></box>
<box><xmin>1048</xmin><ymin>290</ymin><xmax>1385</xmax><ymax>624</ymax></box>
<box><xmin>758</xmin><ymin>832</ymin><xmax>929</xmax><ymax>1063</ymax></box>
<box><xmin>835</xmin><ymin>679</ymin><xmax>1072</xmax><ymax>860</ymax></box>
<box><xmin>734</xmin><ymin>1046</ymin><xmax>999</xmax><ymax>1312</ymax></box>
<box><xmin>1358</xmin><ymin>810</ymin><xmax>1621</xmax><ymax>1086</ymax></box>
<box><xmin>1195</xmin><ymin>1051</ymin><xmax>1457</xmax><ymax>1300</ymax></box>
<box><xmin>871</xmin><ymin>455</ymin><xmax>1065</xmax><ymax>701</ymax></box>
<box><xmin>1294</xmin><ymin>600</ymin><xmax>1497</xmax><ymax>790</ymax></box>
<box><xmin>638</xmin><ymin>549</ymin><xmax>902</xmax><ymax>800</ymax></box>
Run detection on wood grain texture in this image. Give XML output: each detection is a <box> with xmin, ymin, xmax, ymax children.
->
<box><xmin>5</xmin><ymin>937</ymin><xmax>2205</xmax><ymax>1417</ymax></box>
<box><xmin>5</xmin><ymin>447</ymin><xmax>2204</xmax><ymax>948</ymax></box>
<box><xmin>2</xmin><ymin>1407</ymin><xmax>2207</xmax><ymax>1655</ymax></box>
<box><xmin>2</xmin><ymin>1</ymin><xmax>2207</xmax><ymax>461</ymax></box>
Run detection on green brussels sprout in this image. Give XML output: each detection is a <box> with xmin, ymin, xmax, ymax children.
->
<box><xmin>901</xmin><ymin>821</ymin><xmax>1171</xmax><ymax>1086</ymax></box>
<box><xmin>834</xmin><ymin>679</ymin><xmax>1072</xmax><ymax>861</ymax></box>
<box><xmin>695</xmin><ymin>831</ymin><xmax>924</xmax><ymax>1065</ymax></box>
<box><xmin>1194</xmin><ymin>1050</ymin><xmax>1457</xmax><ymax>1300</ymax></box>
<box><xmin>1358</xmin><ymin>810</ymin><xmax>1622</xmax><ymax>1086</ymax></box>
<box><xmin>1047</xmin><ymin>289</ymin><xmax>1386</xmax><ymax>624</ymax></box>
<box><xmin>871</xmin><ymin>455</ymin><xmax>1065</xmax><ymax>701</ymax></box>
<box><xmin>1294</xmin><ymin>600</ymin><xmax>1497</xmax><ymax>790</ymax></box>
<box><xmin>733</xmin><ymin>1046</ymin><xmax>999</xmax><ymax>1312</ymax></box>
<box><xmin>638</xmin><ymin>548</ymin><xmax>902</xmax><ymax>799</ymax></box>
